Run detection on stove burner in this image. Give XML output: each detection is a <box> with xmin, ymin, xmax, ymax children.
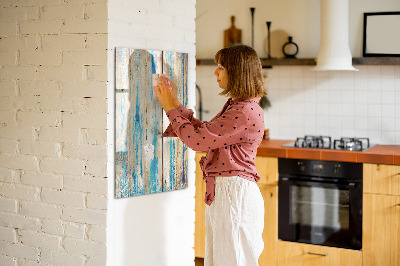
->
<box><xmin>286</xmin><ymin>136</ymin><xmax>372</xmax><ymax>151</ymax></box>
<box><xmin>333</xmin><ymin>137</ymin><xmax>370</xmax><ymax>151</ymax></box>
<box><xmin>295</xmin><ymin>135</ymin><xmax>332</xmax><ymax>149</ymax></box>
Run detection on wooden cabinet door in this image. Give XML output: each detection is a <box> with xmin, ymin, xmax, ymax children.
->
<box><xmin>255</xmin><ymin>156</ymin><xmax>278</xmax><ymax>186</ymax></box>
<box><xmin>195</xmin><ymin>152</ymin><xmax>207</xmax><ymax>258</ymax></box>
<box><xmin>259</xmin><ymin>185</ymin><xmax>278</xmax><ymax>266</ymax></box>
<box><xmin>363</xmin><ymin>193</ymin><xmax>400</xmax><ymax>266</ymax></box>
<box><xmin>364</xmin><ymin>164</ymin><xmax>400</xmax><ymax>196</ymax></box>
<box><xmin>276</xmin><ymin>241</ymin><xmax>362</xmax><ymax>266</ymax></box>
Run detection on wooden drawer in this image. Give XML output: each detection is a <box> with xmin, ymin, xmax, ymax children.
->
<box><xmin>364</xmin><ymin>164</ymin><xmax>400</xmax><ymax>196</ymax></box>
<box><xmin>276</xmin><ymin>241</ymin><xmax>362</xmax><ymax>266</ymax></box>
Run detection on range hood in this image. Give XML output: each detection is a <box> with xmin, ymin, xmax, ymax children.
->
<box><xmin>314</xmin><ymin>0</ymin><xmax>358</xmax><ymax>71</ymax></box>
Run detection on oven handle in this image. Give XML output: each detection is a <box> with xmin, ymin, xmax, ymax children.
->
<box><xmin>280</xmin><ymin>177</ymin><xmax>357</xmax><ymax>189</ymax></box>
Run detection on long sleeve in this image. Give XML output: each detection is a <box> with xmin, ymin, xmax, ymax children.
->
<box><xmin>165</xmin><ymin>105</ymin><xmax>249</xmax><ymax>152</ymax></box>
<box><xmin>162</xmin><ymin>104</ymin><xmax>202</xmax><ymax>137</ymax></box>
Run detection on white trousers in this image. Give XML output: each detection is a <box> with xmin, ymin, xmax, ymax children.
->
<box><xmin>205</xmin><ymin>176</ymin><xmax>264</xmax><ymax>266</ymax></box>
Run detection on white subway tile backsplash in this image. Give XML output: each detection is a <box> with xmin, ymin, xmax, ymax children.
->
<box><xmin>382</xmin><ymin>90</ymin><xmax>395</xmax><ymax>104</ymax></box>
<box><xmin>279</xmin><ymin>77</ymin><xmax>291</xmax><ymax>89</ymax></box>
<box><xmin>316</xmin><ymin>115</ymin><xmax>330</xmax><ymax>128</ymax></box>
<box><xmin>342</xmin><ymin>117</ymin><xmax>355</xmax><ymax>129</ymax></box>
<box><xmin>382</xmin><ymin>117</ymin><xmax>396</xmax><ymax>131</ymax></box>
<box><xmin>329</xmin><ymin>116</ymin><xmax>342</xmax><ymax>129</ymax></box>
<box><xmin>382</xmin><ymin>105</ymin><xmax>395</xmax><ymax>118</ymax></box>
<box><xmin>341</xmin><ymin>104</ymin><xmax>355</xmax><ymax>116</ymax></box>
<box><xmin>304</xmin><ymin>102</ymin><xmax>316</xmax><ymax>115</ymax></box>
<box><xmin>381</xmin><ymin>66</ymin><xmax>395</xmax><ymax>77</ymax></box>
<box><xmin>382</xmin><ymin>78</ymin><xmax>395</xmax><ymax>91</ymax></box>
<box><xmin>396</xmin><ymin>105</ymin><xmax>400</xmax><ymax>117</ymax></box>
<box><xmin>382</xmin><ymin>131</ymin><xmax>396</xmax><ymax>144</ymax></box>
<box><xmin>367</xmin><ymin>104</ymin><xmax>382</xmax><ymax>118</ymax></box>
<box><xmin>355</xmin><ymin>104</ymin><xmax>368</xmax><ymax>117</ymax></box>
<box><xmin>291</xmin><ymin>78</ymin><xmax>304</xmax><ymax>90</ymax></box>
<box><xmin>355</xmin><ymin>117</ymin><xmax>368</xmax><ymax>130</ymax></box>
<box><xmin>316</xmin><ymin>89</ymin><xmax>329</xmax><ymax>103</ymax></box>
<box><xmin>196</xmin><ymin>65</ymin><xmax>400</xmax><ymax>144</ymax></box>
<box><xmin>342</xmin><ymin>129</ymin><xmax>356</xmax><ymax>138</ymax></box>
<box><xmin>368</xmin><ymin>117</ymin><xmax>382</xmax><ymax>131</ymax></box>
<box><xmin>277</xmin><ymin>67</ymin><xmax>292</xmax><ymax>78</ymax></box>
<box><xmin>367</xmin><ymin>77</ymin><xmax>381</xmax><ymax>91</ymax></box>
<box><xmin>341</xmin><ymin>89</ymin><xmax>355</xmax><ymax>104</ymax></box>
<box><xmin>316</xmin><ymin>103</ymin><xmax>330</xmax><ymax>116</ymax></box>
<box><xmin>291</xmin><ymin>67</ymin><xmax>303</xmax><ymax>78</ymax></box>
<box><xmin>368</xmin><ymin>130</ymin><xmax>382</xmax><ymax>144</ymax></box>
<box><xmin>354</xmin><ymin>89</ymin><xmax>368</xmax><ymax>104</ymax></box>
<box><xmin>395</xmin><ymin>66</ymin><xmax>400</xmax><ymax>78</ymax></box>
<box><xmin>329</xmin><ymin>103</ymin><xmax>341</xmax><ymax>116</ymax></box>
<box><xmin>367</xmin><ymin>91</ymin><xmax>381</xmax><ymax>105</ymax></box>
<box><xmin>328</xmin><ymin>88</ymin><xmax>342</xmax><ymax>103</ymax></box>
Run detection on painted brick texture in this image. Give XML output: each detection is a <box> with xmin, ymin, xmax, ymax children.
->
<box><xmin>0</xmin><ymin>0</ymin><xmax>108</xmax><ymax>265</ymax></box>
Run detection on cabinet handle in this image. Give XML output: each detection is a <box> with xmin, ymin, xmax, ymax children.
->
<box><xmin>307</xmin><ymin>252</ymin><xmax>328</xmax><ymax>257</ymax></box>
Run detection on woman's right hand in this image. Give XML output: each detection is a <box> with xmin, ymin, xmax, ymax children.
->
<box><xmin>159</xmin><ymin>74</ymin><xmax>180</xmax><ymax>108</ymax></box>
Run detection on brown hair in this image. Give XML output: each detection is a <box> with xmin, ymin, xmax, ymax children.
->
<box><xmin>214</xmin><ymin>44</ymin><xmax>266</xmax><ymax>99</ymax></box>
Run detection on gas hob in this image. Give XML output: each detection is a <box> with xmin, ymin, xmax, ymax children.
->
<box><xmin>282</xmin><ymin>135</ymin><xmax>374</xmax><ymax>151</ymax></box>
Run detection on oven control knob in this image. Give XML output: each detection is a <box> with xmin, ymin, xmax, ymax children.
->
<box><xmin>297</xmin><ymin>161</ymin><xmax>305</xmax><ymax>171</ymax></box>
<box><xmin>334</xmin><ymin>164</ymin><xmax>341</xmax><ymax>174</ymax></box>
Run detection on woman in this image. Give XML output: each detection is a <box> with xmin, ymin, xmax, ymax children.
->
<box><xmin>154</xmin><ymin>44</ymin><xmax>266</xmax><ymax>266</ymax></box>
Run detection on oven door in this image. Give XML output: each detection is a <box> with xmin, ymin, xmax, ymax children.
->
<box><xmin>278</xmin><ymin>176</ymin><xmax>362</xmax><ymax>250</ymax></box>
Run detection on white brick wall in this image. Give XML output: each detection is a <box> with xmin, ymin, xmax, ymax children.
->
<box><xmin>0</xmin><ymin>0</ymin><xmax>108</xmax><ymax>265</ymax></box>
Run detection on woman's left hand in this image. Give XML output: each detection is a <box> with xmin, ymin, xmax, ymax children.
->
<box><xmin>153</xmin><ymin>76</ymin><xmax>177</xmax><ymax>113</ymax></box>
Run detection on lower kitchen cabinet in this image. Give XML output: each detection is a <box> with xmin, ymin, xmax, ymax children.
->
<box><xmin>276</xmin><ymin>241</ymin><xmax>362</xmax><ymax>266</ymax></box>
<box><xmin>363</xmin><ymin>193</ymin><xmax>400</xmax><ymax>266</ymax></box>
<box><xmin>195</xmin><ymin>152</ymin><xmax>207</xmax><ymax>258</ymax></box>
<box><xmin>258</xmin><ymin>184</ymin><xmax>278</xmax><ymax>266</ymax></box>
<box><xmin>363</xmin><ymin>163</ymin><xmax>400</xmax><ymax>196</ymax></box>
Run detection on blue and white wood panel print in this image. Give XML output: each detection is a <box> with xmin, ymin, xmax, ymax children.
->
<box><xmin>115</xmin><ymin>48</ymin><xmax>188</xmax><ymax>198</ymax></box>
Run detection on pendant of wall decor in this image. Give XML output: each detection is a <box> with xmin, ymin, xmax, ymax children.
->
<box><xmin>115</xmin><ymin>48</ymin><xmax>188</xmax><ymax>198</ymax></box>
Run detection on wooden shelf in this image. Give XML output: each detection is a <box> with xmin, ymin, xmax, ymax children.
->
<box><xmin>196</xmin><ymin>57</ymin><xmax>400</xmax><ymax>67</ymax></box>
<box><xmin>352</xmin><ymin>57</ymin><xmax>400</xmax><ymax>65</ymax></box>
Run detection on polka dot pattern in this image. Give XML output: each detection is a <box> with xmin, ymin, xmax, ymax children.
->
<box><xmin>162</xmin><ymin>98</ymin><xmax>265</xmax><ymax>206</ymax></box>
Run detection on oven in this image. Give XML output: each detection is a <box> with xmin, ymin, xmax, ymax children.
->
<box><xmin>278</xmin><ymin>158</ymin><xmax>363</xmax><ymax>250</ymax></box>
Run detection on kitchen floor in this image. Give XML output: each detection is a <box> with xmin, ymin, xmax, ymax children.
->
<box><xmin>195</xmin><ymin>257</ymin><xmax>204</xmax><ymax>265</ymax></box>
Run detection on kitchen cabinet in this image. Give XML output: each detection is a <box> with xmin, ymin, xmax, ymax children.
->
<box><xmin>363</xmin><ymin>163</ymin><xmax>400</xmax><ymax>196</ymax></box>
<box><xmin>276</xmin><ymin>241</ymin><xmax>362</xmax><ymax>266</ymax></box>
<box><xmin>195</xmin><ymin>152</ymin><xmax>207</xmax><ymax>258</ymax></box>
<box><xmin>363</xmin><ymin>163</ymin><xmax>400</xmax><ymax>266</ymax></box>
<box><xmin>363</xmin><ymin>193</ymin><xmax>400</xmax><ymax>266</ymax></box>
<box><xmin>259</xmin><ymin>184</ymin><xmax>278</xmax><ymax>266</ymax></box>
<box><xmin>256</xmin><ymin>156</ymin><xmax>278</xmax><ymax>266</ymax></box>
<box><xmin>254</xmin><ymin>156</ymin><xmax>278</xmax><ymax>186</ymax></box>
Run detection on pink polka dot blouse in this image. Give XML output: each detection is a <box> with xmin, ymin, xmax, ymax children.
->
<box><xmin>163</xmin><ymin>97</ymin><xmax>265</xmax><ymax>205</ymax></box>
